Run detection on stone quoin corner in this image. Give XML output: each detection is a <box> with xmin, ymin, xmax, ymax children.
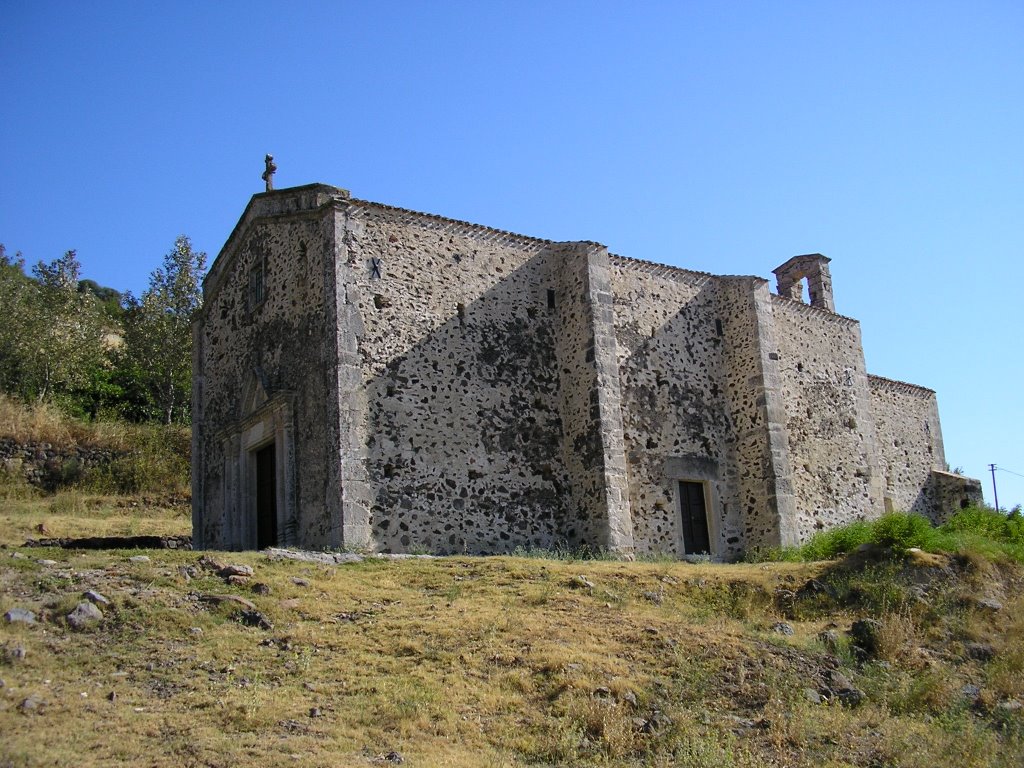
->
<box><xmin>191</xmin><ymin>183</ymin><xmax>982</xmax><ymax>558</ymax></box>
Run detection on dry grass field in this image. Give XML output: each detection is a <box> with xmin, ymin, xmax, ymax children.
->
<box><xmin>1</xmin><ymin>491</ymin><xmax>1022</xmax><ymax>767</ymax></box>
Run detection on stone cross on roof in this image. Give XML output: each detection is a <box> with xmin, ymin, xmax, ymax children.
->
<box><xmin>262</xmin><ymin>154</ymin><xmax>277</xmax><ymax>192</ymax></box>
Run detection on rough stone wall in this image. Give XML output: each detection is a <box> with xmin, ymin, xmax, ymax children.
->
<box><xmin>868</xmin><ymin>375</ymin><xmax>947</xmax><ymax>519</ymax></box>
<box><xmin>931</xmin><ymin>470</ymin><xmax>984</xmax><ymax>522</ymax></box>
<box><xmin>195</xmin><ymin>184</ymin><xmax>971</xmax><ymax>558</ymax></box>
<box><xmin>771</xmin><ymin>296</ymin><xmax>884</xmax><ymax>538</ymax></box>
<box><xmin>0</xmin><ymin>439</ymin><xmax>122</xmax><ymax>490</ymax></box>
<box><xmin>717</xmin><ymin>279</ymin><xmax>798</xmax><ymax>552</ymax></box>
<box><xmin>338</xmin><ymin>202</ymin><xmax>580</xmax><ymax>554</ymax></box>
<box><xmin>610</xmin><ymin>258</ymin><xmax>738</xmax><ymax>556</ymax></box>
<box><xmin>194</xmin><ymin>187</ymin><xmax>342</xmax><ymax>550</ymax></box>
<box><xmin>549</xmin><ymin>244</ymin><xmax>633</xmax><ymax>553</ymax></box>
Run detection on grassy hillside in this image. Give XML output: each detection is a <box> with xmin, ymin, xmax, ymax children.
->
<box><xmin>1</xmin><ymin>497</ymin><xmax>1021</xmax><ymax>767</ymax></box>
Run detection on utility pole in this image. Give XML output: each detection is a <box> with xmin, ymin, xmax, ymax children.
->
<box><xmin>989</xmin><ymin>464</ymin><xmax>999</xmax><ymax>511</ymax></box>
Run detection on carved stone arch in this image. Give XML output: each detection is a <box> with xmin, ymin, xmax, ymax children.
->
<box><xmin>773</xmin><ymin>254</ymin><xmax>835</xmax><ymax>312</ymax></box>
<box><xmin>219</xmin><ymin>370</ymin><xmax>297</xmax><ymax>550</ymax></box>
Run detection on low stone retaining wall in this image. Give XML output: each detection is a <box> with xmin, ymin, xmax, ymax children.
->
<box><xmin>0</xmin><ymin>437</ymin><xmax>123</xmax><ymax>489</ymax></box>
<box><xmin>23</xmin><ymin>534</ymin><xmax>192</xmax><ymax>550</ymax></box>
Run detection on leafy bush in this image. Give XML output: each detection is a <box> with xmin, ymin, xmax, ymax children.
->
<box><xmin>749</xmin><ymin>507</ymin><xmax>1024</xmax><ymax>564</ymax></box>
<box><xmin>870</xmin><ymin>513</ymin><xmax>935</xmax><ymax>550</ymax></box>
<box><xmin>801</xmin><ymin>519</ymin><xmax>874</xmax><ymax>560</ymax></box>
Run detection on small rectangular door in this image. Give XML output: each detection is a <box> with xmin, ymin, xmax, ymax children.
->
<box><xmin>679</xmin><ymin>481</ymin><xmax>710</xmax><ymax>555</ymax></box>
<box><xmin>255</xmin><ymin>442</ymin><xmax>277</xmax><ymax>549</ymax></box>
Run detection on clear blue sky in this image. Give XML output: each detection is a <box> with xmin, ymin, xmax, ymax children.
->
<box><xmin>2</xmin><ymin>1</ymin><xmax>1022</xmax><ymax>509</ymax></box>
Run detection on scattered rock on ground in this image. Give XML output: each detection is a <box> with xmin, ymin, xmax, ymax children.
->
<box><xmin>4</xmin><ymin>608</ymin><xmax>37</xmax><ymax>625</ymax></box>
<box><xmin>574</xmin><ymin>575</ymin><xmax>595</xmax><ymax>590</ymax></box>
<box><xmin>219</xmin><ymin>564</ymin><xmax>254</xmax><ymax>579</ymax></box>
<box><xmin>198</xmin><ymin>593</ymin><xmax>258</xmax><ymax>612</ymax></box>
<box><xmin>265</xmin><ymin>548</ymin><xmax>364</xmax><ymax>565</ymax></box>
<box><xmin>818</xmin><ymin>628</ymin><xmax>841</xmax><ymax>650</ymax></box>
<box><xmin>825</xmin><ymin>669</ymin><xmax>865</xmax><ymax>707</ymax></box>
<box><xmin>198</xmin><ymin>556</ymin><xmax>226</xmax><ymax>572</ymax></box>
<box><xmin>252</xmin><ymin>582</ymin><xmax>271</xmax><ymax>595</ymax></box>
<box><xmin>66</xmin><ymin>601</ymin><xmax>103</xmax><ymax>630</ymax></box>
<box><xmin>772</xmin><ymin>622</ymin><xmax>794</xmax><ymax>636</ymax></box>
<box><xmin>291</xmin><ymin>577</ymin><xmax>311</xmax><ymax>587</ymax></box>
<box><xmin>18</xmin><ymin>695</ymin><xmax>42</xmax><ymax>714</ymax></box>
<box><xmin>966</xmin><ymin>642</ymin><xmax>996</xmax><ymax>662</ymax></box>
<box><xmin>237</xmin><ymin>610</ymin><xmax>273</xmax><ymax>630</ymax></box>
<box><xmin>128</xmin><ymin>555</ymin><xmax>150</xmax><ymax>563</ymax></box>
<box><xmin>82</xmin><ymin>589</ymin><xmax>109</xmax><ymax>606</ymax></box>
<box><xmin>849</xmin><ymin>618</ymin><xmax>882</xmax><ymax>661</ymax></box>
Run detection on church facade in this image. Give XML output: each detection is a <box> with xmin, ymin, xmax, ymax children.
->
<box><xmin>191</xmin><ymin>183</ymin><xmax>980</xmax><ymax>557</ymax></box>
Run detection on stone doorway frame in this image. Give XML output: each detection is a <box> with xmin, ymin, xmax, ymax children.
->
<box><xmin>664</xmin><ymin>455</ymin><xmax>721</xmax><ymax>559</ymax></box>
<box><xmin>220</xmin><ymin>381</ymin><xmax>297</xmax><ymax>550</ymax></box>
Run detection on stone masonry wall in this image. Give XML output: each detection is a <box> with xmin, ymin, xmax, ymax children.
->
<box><xmin>339</xmin><ymin>202</ymin><xmax>580</xmax><ymax>554</ymax></box>
<box><xmin>195</xmin><ymin>184</ymin><xmax>969</xmax><ymax>558</ymax></box>
<box><xmin>610</xmin><ymin>258</ymin><xmax>738</xmax><ymax>557</ymax></box>
<box><xmin>0</xmin><ymin>438</ymin><xmax>121</xmax><ymax>490</ymax></box>
<box><xmin>771</xmin><ymin>296</ymin><xmax>884</xmax><ymax>538</ymax></box>
<box><xmin>550</xmin><ymin>243</ymin><xmax>633</xmax><ymax>553</ymax></box>
<box><xmin>869</xmin><ymin>375</ymin><xmax>946</xmax><ymax>519</ymax></box>
<box><xmin>194</xmin><ymin>188</ymin><xmax>342</xmax><ymax>550</ymax></box>
<box><xmin>717</xmin><ymin>279</ymin><xmax>798</xmax><ymax>552</ymax></box>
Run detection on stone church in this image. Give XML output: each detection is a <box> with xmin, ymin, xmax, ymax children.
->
<box><xmin>191</xmin><ymin>183</ymin><xmax>981</xmax><ymax>558</ymax></box>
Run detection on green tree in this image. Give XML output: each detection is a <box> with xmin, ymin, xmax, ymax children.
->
<box><xmin>0</xmin><ymin>247</ymin><xmax>107</xmax><ymax>404</ymax></box>
<box><xmin>123</xmin><ymin>235</ymin><xmax>206</xmax><ymax>424</ymax></box>
<box><xmin>0</xmin><ymin>244</ymin><xmax>35</xmax><ymax>395</ymax></box>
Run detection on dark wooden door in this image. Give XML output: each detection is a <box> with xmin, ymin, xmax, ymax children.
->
<box><xmin>679</xmin><ymin>481</ymin><xmax>710</xmax><ymax>555</ymax></box>
<box><xmin>255</xmin><ymin>443</ymin><xmax>277</xmax><ymax>549</ymax></box>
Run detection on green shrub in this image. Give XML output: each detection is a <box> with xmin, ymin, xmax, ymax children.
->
<box><xmin>801</xmin><ymin>519</ymin><xmax>873</xmax><ymax>561</ymax></box>
<box><xmin>870</xmin><ymin>513</ymin><xmax>935</xmax><ymax>551</ymax></box>
<box><xmin>942</xmin><ymin>506</ymin><xmax>1024</xmax><ymax>544</ymax></box>
<box><xmin>747</xmin><ymin>508</ymin><xmax>1024</xmax><ymax>565</ymax></box>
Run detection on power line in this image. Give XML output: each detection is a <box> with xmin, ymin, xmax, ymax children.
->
<box><xmin>995</xmin><ymin>466</ymin><xmax>1024</xmax><ymax>480</ymax></box>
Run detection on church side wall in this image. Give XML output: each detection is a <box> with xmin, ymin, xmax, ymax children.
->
<box><xmin>610</xmin><ymin>259</ymin><xmax>740</xmax><ymax>557</ymax></box>
<box><xmin>869</xmin><ymin>376</ymin><xmax>946</xmax><ymax>519</ymax></box>
<box><xmin>340</xmin><ymin>203</ymin><xmax>576</xmax><ymax>554</ymax></box>
<box><xmin>771</xmin><ymin>296</ymin><xmax>884</xmax><ymax>538</ymax></box>
<box><xmin>194</xmin><ymin>210</ymin><xmax>338</xmax><ymax>550</ymax></box>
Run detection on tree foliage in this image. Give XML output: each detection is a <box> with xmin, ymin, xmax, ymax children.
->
<box><xmin>0</xmin><ymin>236</ymin><xmax>206</xmax><ymax>425</ymax></box>
<box><xmin>122</xmin><ymin>235</ymin><xmax>206</xmax><ymax>424</ymax></box>
<box><xmin>0</xmin><ymin>246</ymin><xmax>107</xmax><ymax>406</ymax></box>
